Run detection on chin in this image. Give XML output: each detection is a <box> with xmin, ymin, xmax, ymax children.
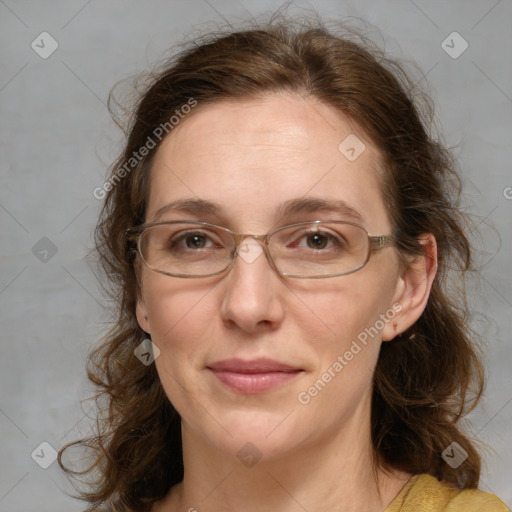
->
<box><xmin>195</xmin><ymin>408</ymin><xmax>306</xmax><ymax>461</ymax></box>
<box><xmin>215</xmin><ymin>429</ymin><xmax>301</xmax><ymax>464</ymax></box>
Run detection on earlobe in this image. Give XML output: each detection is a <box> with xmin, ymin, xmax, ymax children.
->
<box><xmin>381</xmin><ymin>234</ymin><xmax>438</xmax><ymax>341</ymax></box>
<box><xmin>136</xmin><ymin>297</ymin><xmax>151</xmax><ymax>334</ymax></box>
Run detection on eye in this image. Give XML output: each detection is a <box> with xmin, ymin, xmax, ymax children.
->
<box><xmin>304</xmin><ymin>232</ymin><xmax>330</xmax><ymax>249</ymax></box>
<box><xmin>184</xmin><ymin>233</ymin><xmax>208</xmax><ymax>249</ymax></box>
<box><xmin>275</xmin><ymin>224</ymin><xmax>350</xmax><ymax>253</ymax></box>
<box><xmin>291</xmin><ymin>229</ymin><xmax>345</xmax><ymax>251</ymax></box>
<box><xmin>170</xmin><ymin>231</ymin><xmax>220</xmax><ymax>250</ymax></box>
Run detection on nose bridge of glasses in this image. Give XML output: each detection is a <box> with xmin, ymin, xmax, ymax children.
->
<box><xmin>231</xmin><ymin>232</ymin><xmax>276</xmax><ymax>268</ymax></box>
<box><xmin>232</xmin><ymin>232</ymin><xmax>268</xmax><ymax>246</ymax></box>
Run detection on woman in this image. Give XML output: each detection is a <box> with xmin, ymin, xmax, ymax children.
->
<box><xmin>59</xmin><ymin>18</ymin><xmax>508</xmax><ymax>512</ymax></box>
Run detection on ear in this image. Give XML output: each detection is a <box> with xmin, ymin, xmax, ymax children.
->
<box><xmin>136</xmin><ymin>293</ymin><xmax>151</xmax><ymax>334</ymax></box>
<box><xmin>382</xmin><ymin>233</ymin><xmax>438</xmax><ymax>341</ymax></box>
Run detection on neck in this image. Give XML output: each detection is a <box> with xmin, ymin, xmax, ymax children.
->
<box><xmin>153</xmin><ymin>411</ymin><xmax>410</xmax><ymax>512</ymax></box>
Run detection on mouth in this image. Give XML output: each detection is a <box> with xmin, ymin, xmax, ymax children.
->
<box><xmin>207</xmin><ymin>358</ymin><xmax>304</xmax><ymax>394</ymax></box>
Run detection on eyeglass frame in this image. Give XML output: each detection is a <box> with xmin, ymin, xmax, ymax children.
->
<box><xmin>126</xmin><ymin>219</ymin><xmax>394</xmax><ymax>279</ymax></box>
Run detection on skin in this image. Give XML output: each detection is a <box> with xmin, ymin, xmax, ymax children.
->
<box><xmin>135</xmin><ymin>92</ymin><xmax>437</xmax><ymax>512</ymax></box>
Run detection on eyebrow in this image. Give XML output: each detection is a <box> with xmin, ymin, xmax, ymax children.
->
<box><xmin>276</xmin><ymin>197</ymin><xmax>364</xmax><ymax>223</ymax></box>
<box><xmin>151</xmin><ymin>198</ymin><xmax>223</xmax><ymax>222</ymax></box>
<box><xmin>150</xmin><ymin>196</ymin><xmax>364</xmax><ymax>224</ymax></box>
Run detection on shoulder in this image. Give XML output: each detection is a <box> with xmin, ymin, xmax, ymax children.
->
<box><xmin>385</xmin><ymin>473</ymin><xmax>509</xmax><ymax>512</ymax></box>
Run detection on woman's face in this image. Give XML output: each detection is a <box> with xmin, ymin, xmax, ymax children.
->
<box><xmin>136</xmin><ymin>93</ymin><xmax>406</xmax><ymax>461</ymax></box>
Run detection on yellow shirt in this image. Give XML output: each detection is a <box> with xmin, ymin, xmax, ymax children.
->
<box><xmin>385</xmin><ymin>474</ymin><xmax>509</xmax><ymax>511</ymax></box>
<box><xmin>107</xmin><ymin>474</ymin><xmax>509</xmax><ymax>511</ymax></box>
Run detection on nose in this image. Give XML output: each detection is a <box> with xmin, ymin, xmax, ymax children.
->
<box><xmin>219</xmin><ymin>237</ymin><xmax>285</xmax><ymax>333</ymax></box>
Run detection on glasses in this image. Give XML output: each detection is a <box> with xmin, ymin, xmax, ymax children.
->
<box><xmin>126</xmin><ymin>220</ymin><xmax>394</xmax><ymax>279</ymax></box>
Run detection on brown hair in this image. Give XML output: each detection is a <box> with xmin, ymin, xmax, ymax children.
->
<box><xmin>58</xmin><ymin>17</ymin><xmax>485</xmax><ymax>511</ymax></box>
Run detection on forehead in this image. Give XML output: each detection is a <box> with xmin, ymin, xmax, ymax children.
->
<box><xmin>147</xmin><ymin>93</ymin><xmax>390</xmax><ymax>232</ymax></box>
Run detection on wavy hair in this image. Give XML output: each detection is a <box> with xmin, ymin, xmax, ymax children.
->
<box><xmin>58</xmin><ymin>17</ymin><xmax>485</xmax><ymax>511</ymax></box>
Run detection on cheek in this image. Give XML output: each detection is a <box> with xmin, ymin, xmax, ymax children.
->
<box><xmin>292</xmin><ymin>281</ymin><xmax>391</xmax><ymax>424</ymax></box>
<box><xmin>294</xmin><ymin>273</ymin><xmax>393</xmax><ymax>347</ymax></box>
<box><xmin>143</xmin><ymin>274</ymin><xmax>218</xmax><ymax>354</ymax></box>
<box><xmin>143</xmin><ymin>279</ymin><xmax>216</xmax><ymax>410</ymax></box>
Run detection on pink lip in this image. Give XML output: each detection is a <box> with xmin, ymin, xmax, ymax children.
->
<box><xmin>207</xmin><ymin>358</ymin><xmax>303</xmax><ymax>394</ymax></box>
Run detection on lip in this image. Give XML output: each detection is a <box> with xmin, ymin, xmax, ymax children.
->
<box><xmin>207</xmin><ymin>358</ymin><xmax>303</xmax><ymax>394</ymax></box>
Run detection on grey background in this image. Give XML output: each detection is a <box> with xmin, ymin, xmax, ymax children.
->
<box><xmin>1</xmin><ymin>0</ymin><xmax>511</xmax><ymax>510</ymax></box>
